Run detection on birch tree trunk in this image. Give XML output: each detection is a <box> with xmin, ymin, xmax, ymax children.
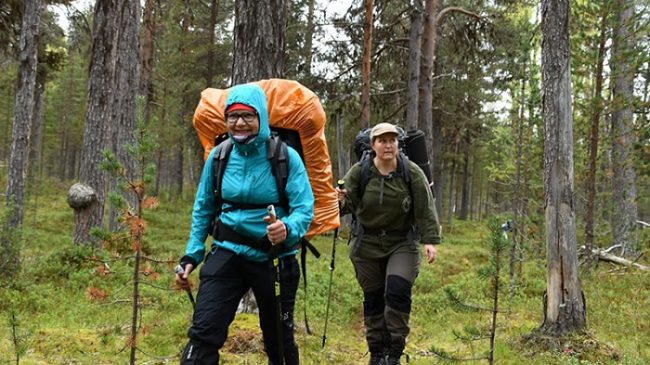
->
<box><xmin>540</xmin><ymin>0</ymin><xmax>586</xmax><ymax>335</ymax></box>
<box><xmin>2</xmin><ymin>0</ymin><xmax>42</xmax><ymax>275</ymax></box>
<box><xmin>610</xmin><ymin>0</ymin><xmax>638</xmax><ymax>256</ymax></box>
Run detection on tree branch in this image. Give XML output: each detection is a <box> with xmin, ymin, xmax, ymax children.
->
<box><xmin>436</xmin><ymin>7</ymin><xmax>481</xmax><ymax>23</ymax></box>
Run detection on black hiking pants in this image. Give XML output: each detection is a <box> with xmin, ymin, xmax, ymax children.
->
<box><xmin>351</xmin><ymin>251</ymin><xmax>420</xmax><ymax>357</ymax></box>
<box><xmin>180</xmin><ymin>247</ymin><xmax>300</xmax><ymax>365</ymax></box>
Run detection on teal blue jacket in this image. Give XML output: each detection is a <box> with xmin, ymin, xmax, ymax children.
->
<box><xmin>183</xmin><ymin>84</ymin><xmax>314</xmax><ymax>263</ymax></box>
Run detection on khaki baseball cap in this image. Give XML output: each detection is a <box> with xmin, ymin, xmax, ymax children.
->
<box><xmin>370</xmin><ymin>123</ymin><xmax>399</xmax><ymax>140</ymax></box>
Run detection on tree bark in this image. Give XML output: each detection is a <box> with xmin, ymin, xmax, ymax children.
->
<box><xmin>584</xmin><ymin>9</ymin><xmax>607</xmax><ymax>248</ymax></box>
<box><xmin>205</xmin><ymin>0</ymin><xmax>219</xmax><ymax>87</ymax></box>
<box><xmin>232</xmin><ymin>0</ymin><xmax>287</xmax><ymax>83</ymax></box>
<box><xmin>303</xmin><ymin>0</ymin><xmax>315</xmax><ymax>77</ymax></box>
<box><xmin>360</xmin><ymin>0</ymin><xmax>374</xmax><ymax>129</ymax></box>
<box><xmin>75</xmin><ymin>0</ymin><xmax>118</xmax><ymax>246</ymax></box>
<box><xmin>540</xmin><ymin>0</ymin><xmax>586</xmax><ymax>336</ymax></box>
<box><xmin>231</xmin><ymin>0</ymin><xmax>287</xmax><ymax>314</ymax></box>
<box><xmin>418</xmin><ymin>0</ymin><xmax>437</xmax><ymax>156</ymax></box>
<box><xmin>406</xmin><ymin>0</ymin><xmax>423</xmax><ymax>131</ymax></box>
<box><xmin>459</xmin><ymin>130</ymin><xmax>470</xmax><ymax>220</ymax></box>
<box><xmin>108</xmin><ymin>0</ymin><xmax>141</xmax><ymax>232</ymax></box>
<box><xmin>610</xmin><ymin>0</ymin><xmax>638</xmax><ymax>256</ymax></box>
<box><xmin>140</xmin><ymin>0</ymin><xmax>155</xmax><ymax>125</ymax></box>
<box><xmin>3</xmin><ymin>0</ymin><xmax>42</xmax><ymax>274</ymax></box>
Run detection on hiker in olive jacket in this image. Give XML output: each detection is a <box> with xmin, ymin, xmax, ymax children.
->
<box><xmin>336</xmin><ymin>123</ymin><xmax>441</xmax><ymax>365</ymax></box>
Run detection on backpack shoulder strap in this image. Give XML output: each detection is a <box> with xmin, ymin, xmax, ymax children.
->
<box><xmin>212</xmin><ymin>139</ymin><xmax>234</xmax><ymax>210</ymax></box>
<box><xmin>267</xmin><ymin>134</ymin><xmax>290</xmax><ymax>212</ymax></box>
<box><xmin>357</xmin><ymin>156</ymin><xmax>373</xmax><ymax>200</ymax></box>
<box><xmin>398</xmin><ymin>152</ymin><xmax>411</xmax><ymax>188</ymax></box>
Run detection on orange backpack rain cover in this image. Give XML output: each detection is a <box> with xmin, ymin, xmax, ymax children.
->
<box><xmin>193</xmin><ymin>79</ymin><xmax>340</xmax><ymax>237</ymax></box>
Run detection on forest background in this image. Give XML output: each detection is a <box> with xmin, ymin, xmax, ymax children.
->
<box><xmin>0</xmin><ymin>0</ymin><xmax>649</xmax><ymax>364</ymax></box>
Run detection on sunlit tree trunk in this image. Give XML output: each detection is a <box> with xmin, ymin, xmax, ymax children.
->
<box><xmin>540</xmin><ymin>0</ymin><xmax>586</xmax><ymax>336</ymax></box>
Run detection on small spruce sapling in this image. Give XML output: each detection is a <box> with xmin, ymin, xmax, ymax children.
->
<box><xmin>430</xmin><ymin>219</ymin><xmax>511</xmax><ymax>365</ymax></box>
<box><xmin>95</xmin><ymin>123</ymin><xmax>160</xmax><ymax>365</ymax></box>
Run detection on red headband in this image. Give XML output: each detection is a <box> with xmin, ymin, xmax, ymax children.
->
<box><xmin>226</xmin><ymin>103</ymin><xmax>255</xmax><ymax>113</ymax></box>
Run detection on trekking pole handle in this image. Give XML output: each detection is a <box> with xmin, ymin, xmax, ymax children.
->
<box><xmin>267</xmin><ymin>204</ymin><xmax>277</xmax><ymax>223</ymax></box>
<box><xmin>174</xmin><ymin>265</ymin><xmax>196</xmax><ymax>308</ymax></box>
<box><xmin>337</xmin><ymin>179</ymin><xmax>345</xmax><ymax>189</ymax></box>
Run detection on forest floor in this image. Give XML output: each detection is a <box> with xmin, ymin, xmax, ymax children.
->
<box><xmin>1</xmin><ymin>179</ymin><xmax>648</xmax><ymax>364</ymax></box>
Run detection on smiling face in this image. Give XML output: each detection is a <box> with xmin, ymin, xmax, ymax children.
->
<box><xmin>226</xmin><ymin>111</ymin><xmax>260</xmax><ymax>143</ymax></box>
<box><xmin>371</xmin><ymin>133</ymin><xmax>399</xmax><ymax>162</ymax></box>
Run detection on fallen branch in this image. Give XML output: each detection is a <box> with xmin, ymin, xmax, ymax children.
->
<box><xmin>581</xmin><ymin>246</ymin><xmax>648</xmax><ymax>271</ymax></box>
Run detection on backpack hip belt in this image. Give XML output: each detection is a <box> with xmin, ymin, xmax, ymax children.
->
<box><xmin>361</xmin><ymin>226</ymin><xmax>412</xmax><ymax>238</ymax></box>
<box><xmin>214</xmin><ymin>219</ymin><xmax>285</xmax><ymax>253</ymax></box>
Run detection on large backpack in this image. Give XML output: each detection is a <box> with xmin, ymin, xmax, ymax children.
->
<box><xmin>352</xmin><ymin>127</ymin><xmax>432</xmax><ymax>200</ymax></box>
<box><xmin>211</xmin><ymin>132</ymin><xmax>294</xmax><ymax>216</ymax></box>
<box><xmin>349</xmin><ymin>127</ymin><xmax>433</xmax><ymax>246</ymax></box>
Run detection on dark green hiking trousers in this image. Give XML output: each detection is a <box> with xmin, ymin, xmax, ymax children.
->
<box><xmin>351</xmin><ymin>251</ymin><xmax>420</xmax><ymax>355</ymax></box>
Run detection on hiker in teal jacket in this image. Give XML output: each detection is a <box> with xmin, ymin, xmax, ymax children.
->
<box><xmin>176</xmin><ymin>83</ymin><xmax>314</xmax><ymax>365</ymax></box>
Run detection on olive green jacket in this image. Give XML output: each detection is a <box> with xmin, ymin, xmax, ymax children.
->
<box><xmin>341</xmin><ymin>159</ymin><xmax>441</xmax><ymax>259</ymax></box>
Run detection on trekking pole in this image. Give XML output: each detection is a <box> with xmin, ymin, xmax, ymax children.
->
<box><xmin>322</xmin><ymin>179</ymin><xmax>345</xmax><ymax>348</ymax></box>
<box><xmin>267</xmin><ymin>204</ymin><xmax>285</xmax><ymax>364</ymax></box>
<box><xmin>174</xmin><ymin>265</ymin><xmax>196</xmax><ymax>309</ymax></box>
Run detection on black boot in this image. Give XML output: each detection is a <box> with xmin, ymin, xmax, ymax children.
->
<box><xmin>384</xmin><ymin>351</ymin><xmax>401</xmax><ymax>365</ymax></box>
<box><xmin>180</xmin><ymin>340</ymin><xmax>220</xmax><ymax>364</ymax></box>
<box><xmin>368</xmin><ymin>352</ymin><xmax>386</xmax><ymax>365</ymax></box>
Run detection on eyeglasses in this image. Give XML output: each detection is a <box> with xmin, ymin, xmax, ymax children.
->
<box><xmin>226</xmin><ymin>112</ymin><xmax>258</xmax><ymax>124</ymax></box>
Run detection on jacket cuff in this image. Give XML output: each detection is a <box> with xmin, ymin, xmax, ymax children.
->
<box><xmin>179</xmin><ymin>255</ymin><xmax>198</xmax><ymax>268</ymax></box>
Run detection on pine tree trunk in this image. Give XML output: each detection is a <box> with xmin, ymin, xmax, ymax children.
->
<box><xmin>29</xmin><ymin>75</ymin><xmax>44</xmax><ymax>180</ymax></box>
<box><xmin>584</xmin><ymin>10</ymin><xmax>607</xmax><ymax>248</ymax></box>
<box><xmin>540</xmin><ymin>0</ymin><xmax>586</xmax><ymax>336</ymax></box>
<box><xmin>109</xmin><ymin>0</ymin><xmax>140</xmax><ymax>231</ymax></box>
<box><xmin>232</xmin><ymin>0</ymin><xmax>287</xmax><ymax>83</ymax></box>
<box><xmin>231</xmin><ymin>0</ymin><xmax>287</xmax><ymax>314</ymax></box>
<box><xmin>336</xmin><ymin>112</ymin><xmax>349</xmax><ymax>179</ymax></box>
<box><xmin>459</xmin><ymin>131</ymin><xmax>470</xmax><ymax>220</ymax></box>
<box><xmin>140</xmin><ymin>0</ymin><xmax>155</xmax><ymax>125</ymax></box>
<box><xmin>205</xmin><ymin>0</ymin><xmax>219</xmax><ymax>87</ymax></box>
<box><xmin>610</xmin><ymin>0</ymin><xmax>638</xmax><ymax>256</ymax></box>
<box><xmin>75</xmin><ymin>0</ymin><xmax>119</xmax><ymax>246</ymax></box>
<box><xmin>303</xmin><ymin>0</ymin><xmax>315</xmax><ymax>77</ymax></box>
<box><xmin>3</xmin><ymin>0</ymin><xmax>42</xmax><ymax>275</ymax></box>
<box><xmin>360</xmin><ymin>0</ymin><xmax>374</xmax><ymax>129</ymax></box>
<box><xmin>406</xmin><ymin>0</ymin><xmax>422</xmax><ymax>131</ymax></box>
<box><xmin>510</xmin><ymin>75</ymin><xmax>525</xmax><ymax>299</ymax></box>
<box><xmin>419</xmin><ymin>0</ymin><xmax>437</xmax><ymax>177</ymax></box>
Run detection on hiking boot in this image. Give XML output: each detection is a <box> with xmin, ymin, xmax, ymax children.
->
<box><xmin>368</xmin><ymin>352</ymin><xmax>386</xmax><ymax>365</ymax></box>
<box><xmin>385</xmin><ymin>352</ymin><xmax>402</xmax><ymax>365</ymax></box>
